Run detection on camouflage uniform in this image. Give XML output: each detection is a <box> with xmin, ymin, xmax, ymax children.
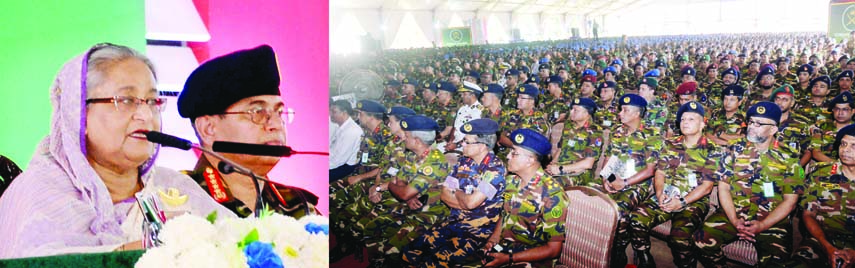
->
<box><xmin>481</xmin><ymin>107</ymin><xmax>504</xmax><ymax>123</ymax></box>
<box><xmin>360</xmin><ymin>149</ymin><xmax>451</xmax><ymax>255</ymax></box>
<box><xmin>428</xmin><ymin>102</ymin><xmax>457</xmax><ymax>133</ymax></box>
<box><xmin>496</xmin><ymin>168</ymin><xmax>569</xmax><ymax>268</ymax></box>
<box><xmin>775</xmin><ymin>72</ymin><xmax>799</xmax><ymax>87</ymax></box>
<box><xmin>604</xmin><ymin>123</ymin><xmax>665</xmax><ymax>258</ymax></box>
<box><xmin>792</xmin><ymin>161</ymin><xmax>855</xmax><ymax>267</ymax></box>
<box><xmin>808</xmin><ymin>120</ymin><xmax>843</xmax><ymax>160</ymax></box>
<box><xmin>694</xmin><ymin>138</ymin><xmax>805</xmax><ymax>267</ymax></box>
<box><xmin>595</xmin><ymin>100</ymin><xmax>619</xmax><ymax>129</ymax></box>
<box><xmin>403</xmin><ymin>153</ymin><xmax>506</xmax><ymax>267</ymax></box>
<box><xmin>776</xmin><ymin>112</ymin><xmax>812</xmax><ymax>159</ymax></box>
<box><xmin>796</xmin><ymin>99</ymin><xmax>832</xmax><ymax>122</ymax></box>
<box><xmin>706</xmin><ymin>109</ymin><xmax>746</xmax><ymax>138</ymax></box>
<box><xmin>644</xmin><ymin>98</ymin><xmax>670</xmax><ymax>136</ymax></box>
<box><xmin>553</xmin><ymin>120</ymin><xmax>605</xmax><ymax>188</ymax></box>
<box><xmin>498</xmin><ymin>109</ymin><xmax>550</xmax><ymax>160</ymax></box>
<box><xmin>540</xmin><ymin>95</ymin><xmax>570</xmax><ymax>125</ymax></box>
<box><xmin>629</xmin><ymin>136</ymin><xmax>719</xmax><ymax>268</ymax></box>
<box><xmin>503</xmin><ymin>84</ymin><xmax>520</xmax><ymax>108</ymax></box>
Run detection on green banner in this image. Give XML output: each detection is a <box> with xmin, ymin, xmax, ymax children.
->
<box><xmin>442</xmin><ymin>27</ymin><xmax>472</xmax><ymax>47</ymax></box>
<box><xmin>829</xmin><ymin>1</ymin><xmax>855</xmax><ymax>42</ymax></box>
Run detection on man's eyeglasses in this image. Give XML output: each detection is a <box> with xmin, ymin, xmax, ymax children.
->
<box><xmin>746</xmin><ymin>120</ymin><xmax>776</xmax><ymax>127</ymax></box>
<box><xmin>833</xmin><ymin>107</ymin><xmax>852</xmax><ymax>113</ymax></box>
<box><xmin>86</xmin><ymin>96</ymin><xmax>166</xmax><ymax>113</ymax></box>
<box><xmin>221</xmin><ymin>107</ymin><xmax>295</xmax><ymax>125</ymax></box>
<box><xmin>517</xmin><ymin>96</ymin><xmax>535</xmax><ymax>101</ymax></box>
<box><xmin>461</xmin><ymin>140</ymin><xmax>484</xmax><ymax>146</ymax></box>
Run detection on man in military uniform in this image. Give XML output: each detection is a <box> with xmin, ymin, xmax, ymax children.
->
<box><xmin>770</xmin><ymin>84</ymin><xmax>812</xmax><ymax>164</ymax></box>
<box><xmin>694</xmin><ymin>102</ymin><xmax>805</xmax><ymax>267</ymax></box>
<box><xmin>834</xmin><ymin>70</ymin><xmax>854</xmax><ymax>96</ymax></box>
<box><xmin>596</xmin><ymin>81</ymin><xmax>620</xmax><ymax>128</ymax></box>
<box><xmin>403</xmin><ymin>119</ymin><xmax>506</xmax><ymax>267</ymax></box>
<box><xmin>547</xmin><ymin>98</ymin><xmax>604</xmax><ymax>189</ymax></box>
<box><xmin>599</xmin><ymin>93</ymin><xmax>664</xmax><ymax>267</ymax></box>
<box><xmin>577</xmin><ymin>74</ymin><xmax>598</xmax><ymax>100</ymax></box>
<box><xmin>794</xmin><ymin>64</ymin><xmax>815</xmax><ymax>102</ymax></box>
<box><xmin>809</xmin><ymin>92</ymin><xmax>854</xmax><ymax>163</ymax></box>
<box><xmin>483</xmin><ymin>129</ymin><xmax>568</xmax><ymax>268</ymax></box>
<box><xmin>666</xmin><ymin>81</ymin><xmax>698</xmax><ymax>137</ymax></box>
<box><xmin>798</xmin><ymin>76</ymin><xmax>832</xmax><ymax>122</ymax></box>
<box><xmin>177</xmin><ymin>45</ymin><xmax>319</xmax><ymax>219</ymax></box>
<box><xmin>382</xmin><ymin>79</ymin><xmax>402</xmax><ymax>105</ymax></box>
<box><xmin>393</xmin><ymin>78</ymin><xmax>422</xmax><ymax>109</ymax></box>
<box><xmin>629</xmin><ymin>101</ymin><xmax>718</xmax><ymax>268</ymax></box>
<box><xmin>793</xmin><ymin>124</ymin><xmax>855</xmax><ymax>267</ymax></box>
<box><xmin>775</xmin><ymin>57</ymin><xmax>798</xmax><ymax>86</ymax></box>
<box><xmin>749</xmin><ymin>66</ymin><xmax>779</xmax><ymax>106</ymax></box>
<box><xmin>360</xmin><ymin>115</ymin><xmax>450</xmax><ymax>266</ymax></box>
<box><xmin>413</xmin><ymin>81</ymin><xmax>436</xmax><ymax>114</ymax></box>
<box><xmin>503</xmin><ymin>69</ymin><xmax>522</xmax><ymax>108</ymax></box>
<box><xmin>638</xmin><ymin>77</ymin><xmax>669</xmax><ymax>135</ymax></box>
<box><xmin>432</xmin><ymin>81</ymin><xmax>458</xmax><ymax>147</ymax></box>
<box><xmin>481</xmin><ymin>83</ymin><xmax>505</xmax><ymax>122</ymax></box>
<box><xmin>448</xmin><ymin>81</ymin><xmax>485</xmax><ymax>153</ymax></box>
<box><xmin>498</xmin><ymin>84</ymin><xmax>550</xmax><ymax>160</ymax></box>
<box><xmin>707</xmin><ymin>85</ymin><xmax>747</xmax><ymax>146</ymax></box>
<box><xmin>542</xmin><ymin>75</ymin><xmax>570</xmax><ymax>147</ymax></box>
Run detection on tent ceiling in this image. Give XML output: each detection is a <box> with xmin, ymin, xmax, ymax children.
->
<box><xmin>332</xmin><ymin>0</ymin><xmax>643</xmax><ymax>16</ymax></box>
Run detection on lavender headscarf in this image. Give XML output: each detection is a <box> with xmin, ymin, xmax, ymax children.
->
<box><xmin>0</xmin><ymin>44</ymin><xmax>232</xmax><ymax>258</ymax></box>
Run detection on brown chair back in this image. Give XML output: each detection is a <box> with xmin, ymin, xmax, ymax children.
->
<box><xmin>556</xmin><ymin>186</ymin><xmax>619</xmax><ymax>268</ymax></box>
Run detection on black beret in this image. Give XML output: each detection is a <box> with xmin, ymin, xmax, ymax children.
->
<box><xmin>179</xmin><ymin>45</ymin><xmax>280</xmax><ymax>119</ymax></box>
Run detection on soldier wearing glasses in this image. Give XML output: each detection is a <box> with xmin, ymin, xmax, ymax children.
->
<box><xmin>810</xmin><ymin>92</ymin><xmax>855</xmax><ymax>163</ymax></box>
<box><xmin>177</xmin><ymin>45</ymin><xmax>319</xmax><ymax>219</ymax></box>
<box><xmin>403</xmin><ymin>119</ymin><xmax>506</xmax><ymax>267</ymax></box>
<box><xmin>694</xmin><ymin>102</ymin><xmax>804</xmax><ymax>267</ymax></box>
<box><xmin>629</xmin><ymin>101</ymin><xmax>718</xmax><ymax>268</ymax></box>
<box><xmin>498</xmin><ymin>84</ymin><xmax>550</xmax><ymax>161</ymax></box>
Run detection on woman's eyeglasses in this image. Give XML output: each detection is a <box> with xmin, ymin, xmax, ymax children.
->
<box><xmin>86</xmin><ymin>96</ymin><xmax>166</xmax><ymax>113</ymax></box>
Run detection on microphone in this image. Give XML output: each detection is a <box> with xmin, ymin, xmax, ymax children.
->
<box><xmin>144</xmin><ymin>131</ymin><xmax>265</xmax><ymax>217</ymax></box>
<box><xmin>145</xmin><ymin>131</ymin><xmax>193</xmax><ymax>150</ymax></box>
<box><xmin>213</xmin><ymin>141</ymin><xmax>293</xmax><ymax>157</ymax></box>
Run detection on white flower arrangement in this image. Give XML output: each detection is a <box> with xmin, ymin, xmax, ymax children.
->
<box><xmin>135</xmin><ymin>211</ymin><xmax>329</xmax><ymax>268</ymax></box>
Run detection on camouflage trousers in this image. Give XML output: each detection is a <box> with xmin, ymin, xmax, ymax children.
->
<box><xmin>330</xmin><ymin>180</ymin><xmax>372</xmax><ymax>239</ymax></box>
<box><xmin>402</xmin><ymin>213</ymin><xmax>500</xmax><ymax>267</ymax></box>
<box><xmin>791</xmin><ymin>233</ymin><xmax>855</xmax><ymax>268</ymax></box>
<box><xmin>629</xmin><ymin>197</ymin><xmax>708</xmax><ymax>268</ymax></box>
<box><xmin>693</xmin><ymin>211</ymin><xmax>793</xmax><ymax>268</ymax></box>
<box><xmin>359</xmin><ymin>202</ymin><xmax>447</xmax><ymax>255</ymax></box>
<box><xmin>609</xmin><ymin>185</ymin><xmax>651</xmax><ymax>251</ymax></box>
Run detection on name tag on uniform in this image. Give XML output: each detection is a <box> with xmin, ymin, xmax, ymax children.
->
<box><xmin>361</xmin><ymin>152</ymin><xmax>369</xmax><ymax>163</ymax></box>
<box><xmin>387</xmin><ymin>167</ymin><xmax>399</xmax><ymax>176</ymax></box>
<box><xmin>603</xmin><ymin>120</ymin><xmax>612</xmax><ymax>127</ymax></box>
<box><xmin>504</xmin><ymin>98</ymin><xmax>510</xmax><ymax>105</ymax></box>
<box><xmin>763</xmin><ymin>182</ymin><xmax>775</xmax><ymax>197</ymax></box>
<box><xmin>567</xmin><ymin>139</ymin><xmax>576</xmax><ymax>147</ymax></box>
<box><xmin>445</xmin><ymin>176</ymin><xmax>460</xmax><ymax>189</ymax></box>
<box><xmin>687</xmin><ymin>173</ymin><xmax>698</xmax><ymax>188</ymax></box>
<box><xmin>553</xmin><ymin>111</ymin><xmax>559</xmax><ymax>119</ymax></box>
<box><xmin>789</xmin><ymin>142</ymin><xmax>798</xmax><ymax>150</ymax></box>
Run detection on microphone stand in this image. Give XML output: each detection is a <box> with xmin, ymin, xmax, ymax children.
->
<box><xmin>194</xmin><ymin>145</ymin><xmax>265</xmax><ymax>218</ymax></box>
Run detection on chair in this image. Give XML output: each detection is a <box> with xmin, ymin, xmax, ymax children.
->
<box><xmin>556</xmin><ymin>186</ymin><xmax>620</xmax><ymax>268</ymax></box>
<box><xmin>0</xmin><ymin>155</ymin><xmax>22</xmax><ymax>197</ymax></box>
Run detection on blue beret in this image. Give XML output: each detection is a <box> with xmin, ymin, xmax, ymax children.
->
<box><xmin>400</xmin><ymin>115</ymin><xmax>438</xmax><ymax>131</ymax></box>
<box><xmin>583</xmin><ymin>69</ymin><xmax>597</xmax><ymax>77</ymax></box>
<box><xmin>721</xmin><ymin>68</ymin><xmax>740</xmax><ymax>80</ymax></box>
<box><xmin>517</xmin><ymin>84</ymin><xmax>539</xmax><ymax>98</ymax></box>
<box><xmin>388</xmin><ymin>106</ymin><xmax>416</xmax><ymax>118</ymax></box>
<box><xmin>505</xmin><ymin>69</ymin><xmax>521</xmax><ymax>76</ymax></box>
<box><xmin>776</xmin><ymin>57</ymin><xmax>790</xmax><ymax>64</ymax></box>
<box><xmin>422</xmin><ymin>81</ymin><xmax>437</xmax><ymax>91</ymax></box>
<box><xmin>838</xmin><ymin>70</ymin><xmax>854</xmax><ymax>81</ymax></box>
<box><xmin>676</xmin><ymin>101</ymin><xmax>705</xmax><ymax>130</ymax></box>
<box><xmin>810</xmin><ymin>75</ymin><xmax>831</xmax><ymax>88</ymax></box>
<box><xmin>179</xmin><ymin>44</ymin><xmax>280</xmax><ymax>119</ymax></box>
<box><xmin>619</xmin><ymin>93</ymin><xmax>647</xmax><ymax>108</ymax></box>
<box><xmin>598</xmin><ymin>81</ymin><xmax>617</xmax><ymax>90</ymax></box>
<box><xmin>460</xmin><ymin>118</ymin><xmax>499</xmax><ymax>135</ymax></box>
<box><xmin>519</xmin><ymin>66</ymin><xmax>530</xmax><ymax>74</ymax></box>
<box><xmin>437</xmin><ymin>81</ymin><xmax>457</xmax><ymax>93</ymax></box>
<box><xmin>681</xmin><ymin>67</ymin><xmax>696</xmax><ymax>76</ymax></box>
<box><xmin>356</xmin><ymin>100</ymin><xmax>386</xmax><ymax>114</ymax></box>
<box><xmin>509</xmin><ymin>128</ymin><xmax>551</xmax><ymax>156</ymax></box>
<box><xmin>756</xmin><ymin>66</ymin><xmax>775</xmax><ymax>80</ymax></box>
<box><xmin>644</xmin><ymin>69</ymin><xmax>661</xmax><ymax>77</ymax></box>
<box><xmin>747</xmin><ymin>101</ymin><xmax>782</xmax><ymax>125</ymax></box>
<box><xmin>722</xmin><ymin>85</ymin><xmax>746</xmax><ymax>98</ymax></box>
<box><xmin>603</xmin><ymin>66</ymin><xmax>617</xmax><ymax>75</ymax></box>
<box><xmin>547</xmin><ymin>75</ymin><xmax>563</xmax><ymax>84</ymax></box>
<box><xmin>466</xmin><ymin>70</ymin><xmax>480</xmax><ymax>78</ymax></box>
<box><xmin>834</xmin><ymin>123</ymin><xmax>855</xmax><ymax>154</ymax></box>
<box><xmin>797</xmin><ymin>64</ymin><xmax>814</xmax><ymax>75</ymax></box>
<box><xmin>829</xmin><ymin>92</ymin><xmax>854</xmax><ymax>112</ymax></box>
<box><xmin>611</xmin><ymin>59</ymin><xmax>623</xmax><ymax>66</ymax></box>
<box><xmin>571</xmin><ymin>98</ymin><xmax>597</xmax><ymax>114</ymax></box>
<box><xmin>401</xmin><ymin>78</ymin><xmax>418</xmax><ymax>86</ymax></box>
<box><xmin>539</xmin><ymin>57</ymin><xmax>549</xmax><ymax>64</ymax></box>
<box><xmin>485</xmin><ymin>83</ymin><xmax>504</xmax><ymax>96</ymax></box>
<box><xmin>526</xmin><ymin>75</ymin><xmax>540</xmax><ymax>84</ymax></box>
